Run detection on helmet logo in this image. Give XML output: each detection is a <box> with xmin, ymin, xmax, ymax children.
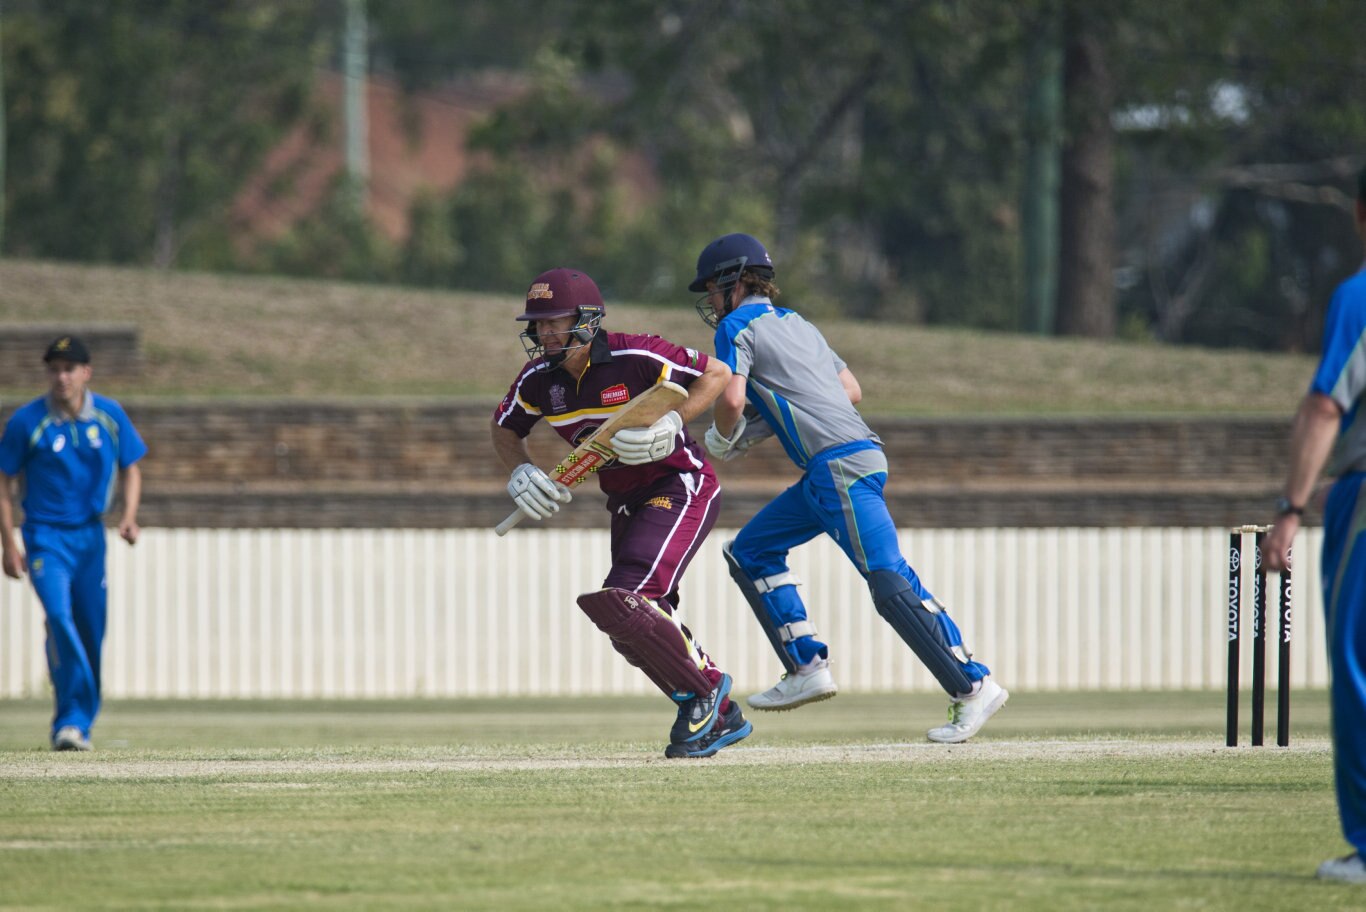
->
<box><xmin>528</xmin><ymin>283</ymin><xmax>554</xmax><ymax>300</ymax></box>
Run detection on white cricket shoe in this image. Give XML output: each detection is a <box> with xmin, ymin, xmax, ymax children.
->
<box><xmin>1317</xmin><ymin>852</ymin><xmax>1366</xmax><ymax>883</ymax></box>
<box><xmin>51</xmin><ymin>726</ymin><xmax>92</xmax><ymax>752</ymax></box>
<box><xmin>747</xmin><ymin>658</ymin><xmax>838</xmax><ymax>711</ymax></box>
<box><xmin>926</xmin><ymin>677</ymin><xmax>1008</xmax><ymax>743</ymax></box>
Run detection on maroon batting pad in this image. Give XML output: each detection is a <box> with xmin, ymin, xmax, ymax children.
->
<box><xmin>577</xmin><ymin>588</ymin><xmax>716</xmax><ymax>697</ymax></box>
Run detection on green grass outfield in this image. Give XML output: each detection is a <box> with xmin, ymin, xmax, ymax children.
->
<box><xmin>0</xmin><ymin>691</ymin><xmax>1356</xmax><ymax>911</ymax></box>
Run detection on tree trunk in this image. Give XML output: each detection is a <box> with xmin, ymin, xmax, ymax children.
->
<box><xmin>1055</xmin><ymin>8</ymin><xmax>1115</xmax><ymax>337</ymax></box>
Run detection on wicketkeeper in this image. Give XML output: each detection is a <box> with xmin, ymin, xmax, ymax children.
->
<box><xmin>491</xmin><ymin>267</ymin><xmax>752</xmax><ymax>758</ymax></box>
<box><xmin>690</xmin><ymin>234</ymin><xmax>1007</xmax><ymax>743</ymax></box>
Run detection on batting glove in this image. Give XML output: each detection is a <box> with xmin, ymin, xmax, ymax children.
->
<box><xmin>507</xmin><ymin>463</ymin><xmax>572</xmax><ymax>520</ymax></box>
<box><xmin>703</xmin><ymin>415</ymin><xmax>749</xmax><ymax>461</ymax></box>
<box><xmin>610</xmin><ymin>411</ymin><xmax>684</xmax><ymax>465</ymax></box>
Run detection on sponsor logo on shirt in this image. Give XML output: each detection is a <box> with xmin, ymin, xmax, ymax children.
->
<box><xmin>601</xmin><ymin>384</ymin><xmax>630</xmax><ymax>406</ymax></box>
<box><xmin>86</xmin><ymin>426</ymin><xmax>102</xmax><ymax>449</ymax></box>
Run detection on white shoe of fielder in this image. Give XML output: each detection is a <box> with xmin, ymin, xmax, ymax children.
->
<box><xmin>1317</xmin><ymin>852</ymin><xmax>1366</xmax><ymax>884</ymax></box>
<box><xmin>926</xmin><ymin>677</ymin><xmax>1008</xmax><ymax>743</ymax></box>
<box><xmin>747</xmin><ymin>657</ymin><xmax>838</xmax><ymax>711</ymax></box>
<box><xmin>51</xmin><ymin>726</ymin><xmax>92</xmax><ymax>752</ymax></box>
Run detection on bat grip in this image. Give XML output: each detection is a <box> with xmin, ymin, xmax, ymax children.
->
<box><xmin>494</xmin><ymin>509</ymin><xmax>526</xmax><ymax>537</ymax></box>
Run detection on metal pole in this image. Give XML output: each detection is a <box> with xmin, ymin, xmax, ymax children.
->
<box><xmin>1021</xmin><ymin>0</ymin><xmax>1062</xmax><ymax>335</ymax></box>
<box><xmin>343</xmin><ymin>0</ymin><xmax>369</xmax><ymax>212</ymax></box>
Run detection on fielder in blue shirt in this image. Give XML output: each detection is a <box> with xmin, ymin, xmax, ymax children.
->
<box><xmin>0</xmin><ymin>335</ymin><xmax>146</xmax><ymax>752</ymax></box>
<box><xmin>1262</xmin><ymin>167</ymin><xmax>1366</xmax><ymax>884</ymax></box>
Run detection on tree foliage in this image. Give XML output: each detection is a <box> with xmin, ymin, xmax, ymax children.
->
<box><xmin>3</xmin><ymin>1</ymin><xmax>1365</xmax><ymax>351</ymax></box>
<box><xmin>3</xmin><ymin>1</ymin><xmax>329</xmax><ymax>269</ymax></box>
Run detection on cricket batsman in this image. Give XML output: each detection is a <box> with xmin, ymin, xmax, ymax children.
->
<box><xmin>690</xmin><ymin>233</ymin><xmax>1007</xmax><ymax>742</ymax></box>
<box><xmin>491</xmin><ymin>267</ymin><xmax>752</xmax><ymax>758</ymax></box>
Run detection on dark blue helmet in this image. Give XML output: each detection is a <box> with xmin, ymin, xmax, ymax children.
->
<box><xmin>688</xmin><ymin>233</ymin><xmax>774</xmax><ymax>293</ymax></box>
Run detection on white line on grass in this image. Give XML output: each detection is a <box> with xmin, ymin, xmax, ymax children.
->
<box><xmin>0</xmin><ymin>738</ymin><xmax>1331</xmax><ymax>779</ymax></box>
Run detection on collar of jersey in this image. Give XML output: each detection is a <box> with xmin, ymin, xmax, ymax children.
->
<box><xmin>45</xmin><ymin>391</ymin><xmax>96</xmax><ymax>424</ymax></box>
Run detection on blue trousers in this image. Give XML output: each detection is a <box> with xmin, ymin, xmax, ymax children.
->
<box><xmin>729</xmin><ymin>442</ymin><xmax>989</xmax><ymax>688</ymax></box>
<box><xmin>1322</xmin><ymin>472</ymin><xmax>1366</xmax><ymax>854</ymax></box>
<box><xmin>22</xmin><ymin>521</ymin><xmax>108</xmax><ymax>740</ymax></box>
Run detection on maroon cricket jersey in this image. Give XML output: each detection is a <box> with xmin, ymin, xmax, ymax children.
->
<box><xmin>493</xmin><ymin>331</ymin><xmax>717</xmax><ymax>508</ymax></box>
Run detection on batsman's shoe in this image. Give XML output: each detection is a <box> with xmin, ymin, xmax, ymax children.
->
<box><xmin>926</xmin><ymin>677</ymin><xmax>1008</xmax><ymax>744</ymax></box>
<box><xmin>1317</xmin><ymin>852</ymin><xmax>1366</xmax><ymax>884</ymax></box>
<box><xmin>670</xmin><ymin>673</ymin><xmax>733</xmax><ymax>745</ymax></box>
<box><xmin>747</xmin><ymin>657</ymin><xmax>838</xmax><ymax>711</ymax></box>
<box><xmin>665</xmin><ymin>702</ymin><xmax>753</xmax><ymax>759</ymax></box>
<box><xmin>51</xmin><ymin>726</ymin><xmax>91</xmax><ymax>752</ymax></box>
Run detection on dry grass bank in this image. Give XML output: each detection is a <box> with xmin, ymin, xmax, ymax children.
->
<box><xmin>0</xmin><ymin>257</ymin><xmax>1315</xmax><ymax>415</ymax></box>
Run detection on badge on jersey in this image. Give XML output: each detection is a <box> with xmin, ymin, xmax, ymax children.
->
<box><xmin>86</xmin><ymin>426</ymin><xmax>102</xmax><ymax>449</ymax></box>
<box><xmin>601</xmin><ymin>384</ymin><xmax>630</xmax><ymax>406</ymax></box>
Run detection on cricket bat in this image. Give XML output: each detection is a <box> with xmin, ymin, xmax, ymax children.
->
<box><xmin>495</xmin><ymin>380</ymin><xmax>689</xmax><ymax>536</ymax></box>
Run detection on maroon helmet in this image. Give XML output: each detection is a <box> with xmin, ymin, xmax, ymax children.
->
<box><xmin>518</xmin><ymin>268</ymin><xmax>606</xmax><ymax>363</ymax></box>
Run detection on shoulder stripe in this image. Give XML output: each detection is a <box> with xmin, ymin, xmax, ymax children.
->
<box><xmin>610</xmin><ymin>347</ymin><xmax>703</xmax><ymax>377</ymax></box>
<box><xmin>496</xmin><ymin>363</ymin><xmax>547</xmax><ymax>426</ymax></box>
<box><xmin>27</xmin><ymin>416</ymin><xmax>53</xmax><ymax>452</ymax></box>
<box><xmin>92</xmin><ymin>409</ymin><xmax>121</xmax><ymax>452</ymax></box>
<box><xmin>1331</xmin><ymin>331</ymin><xmax>1366</xmax><ymax>410</ymax></box>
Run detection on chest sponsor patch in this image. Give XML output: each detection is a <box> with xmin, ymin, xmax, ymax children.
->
<box><xmin>86</xmin><ymin>425</ymin><xmax>102</xmax><ymax>449</ymax></box>
<box><xmin>600</xmin><ymin>384</ymin><xmax>630</xmax><ymax>407</ymax></box>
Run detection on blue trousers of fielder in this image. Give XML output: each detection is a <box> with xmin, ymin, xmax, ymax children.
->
<box><xmin>22</xmin><ymin>521</ymin><xmax>108</xmax><ymax>741</ymax></box>
<box><xmin>729</xmin><ymin>440</ymin><xmax>989</xmax><ymax>688</ymax></box>
<box><xmin>1322</xmin><ymin>471</ymin><xmax>1366</xmax><ymax>855</ymax></box>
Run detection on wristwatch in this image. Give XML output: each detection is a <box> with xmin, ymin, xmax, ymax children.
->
<box><xmin>1274</xmin><ymin>497</ymin><xmax>1304</xmax><ymax>517</ymax></box>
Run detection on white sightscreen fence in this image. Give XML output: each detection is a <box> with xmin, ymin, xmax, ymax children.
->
<box><xmin>0</xmin><ymin>527</ymin><xmax>1327</xmax><ymax>698</ymax></box>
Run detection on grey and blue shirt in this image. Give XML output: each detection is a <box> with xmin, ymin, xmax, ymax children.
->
<box><xmin>714</xmin><ymin>295</ymin><xmax>878</xmax><ymax>470</ymax></box>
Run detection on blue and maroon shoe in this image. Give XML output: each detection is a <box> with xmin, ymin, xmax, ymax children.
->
<box><xmin>669</xmin><ymin>673</ymin><xmax>732</xmax><ymax>746</ymax></box>
<box><xmin>665</xmin><ymin>700</ymin><xmax>752</xmax><ymax>759</ymax></box>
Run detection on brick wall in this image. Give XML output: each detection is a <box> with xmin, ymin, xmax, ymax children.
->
<box><xmin>0</xmin><ymin>324</ymin><xmax>142</xmax><ymax>384</ymax></box>
<box><xmin>0</xmin><ymin>399</ymin><xmax>1294</xmax><ymax>529</ymax></box>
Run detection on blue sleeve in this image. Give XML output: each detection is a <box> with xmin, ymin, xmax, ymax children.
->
<box><xmin>0</xmin><ymin>412</ymin><xmax>29</xmax><ymax>476</ymax></box>
<box><xmin>714</xmin><ymin>321</ymin><xmax>752</xmax><ymax>376</ymax></box>
<box><xmin>112</xmin><ymin>404</ymin><xmax>148</xmax><ymax>468</ymax></box>
<box><xmin>713</xmin><ymin>326</ymin><xmax>737</xmax><ymax>372</ymax></box>
<box><xmin>1312</xmin><ymin>279</ymin><xmax>1366</xmax><ymax>410</ymax></box>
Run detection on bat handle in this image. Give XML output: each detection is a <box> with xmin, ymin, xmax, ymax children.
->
<box><xmin>494</xmin><ymin>509</ymin><xmax>526</xmax><ymax>537</ymax></box>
